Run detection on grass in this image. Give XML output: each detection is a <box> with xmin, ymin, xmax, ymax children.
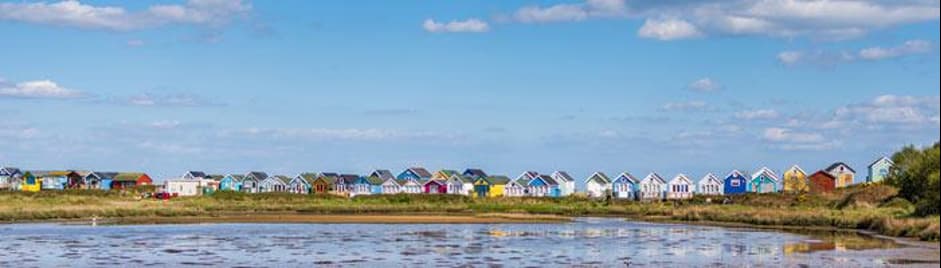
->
<box><xmin>1</xmin><ymin>184</ymin><xmax>938</xmax><ymax>241</ymax></box>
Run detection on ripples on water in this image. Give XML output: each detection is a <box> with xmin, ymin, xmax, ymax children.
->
<box><xmin>0</xmin><ymin>218</ymin><xmax>898</xmax><ymax>267</ymax></box>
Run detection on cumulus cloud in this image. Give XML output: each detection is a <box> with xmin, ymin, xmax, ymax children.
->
<box><xmin>0</xmin><ymin>79</ymin><xmax>86</xmax><ymax>99</ymax></box>
<box><xmin>660</xmin><ymin>100</ymin><xmax>716</xmax><ymax>112</ymax></box>
<box><xmin>0</xmin><ymin>0</ymin><xmax>252</xmax><ymax>31</ymax></box>
<box><xmin>513</xmin><ymin>0</ymin><xmax>626</xmax><ymax>23</ymax></box>
<box><xmin>778</xmin><ymin>39</ymin><xmax>934</xmax><ymax>66</ymax></box>
<box><xmin>423</xmin><ymin>18</ymin><xmax>489</xmax><ymax>33</ymax></box>
<box><xmin>503</xmin><ymin>0</ymin><xmax>939</xmax><ymax>40</ymax></box>
<box><xmin>637</xmin><ymin>17</ymin><xmax>702</xmax><ymax>40</ymax></box>
<box><xmin>735</xmin><ymin>109</ymin><xmax>781</xmax><ymax>120</ymax></box>
<box><xmin>830</xmin><ymin>94</ymin><xmax>940</xmax><ymax>126</ymax></box>
<box><xmin>687</xmin><ymin>77</ymin><xmax>721</xmax><ymax>92</ymax></box>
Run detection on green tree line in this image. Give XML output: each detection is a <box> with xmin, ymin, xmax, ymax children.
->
<box><xmin>887</xmin><ymin>141</ymin><xmax>940</xmax><ymax>216</ymax></box>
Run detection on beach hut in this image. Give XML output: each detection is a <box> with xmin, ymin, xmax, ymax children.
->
<box><xmin>164</xmin><ymin>179</ymin><xmax>200</xmax><ymax>196</ymax></box>
<box><xmin>240</xmin><ymin>171</ymin><xmax>268</xmax><ymax>193</ymax></box>
<box><xmin>380</xmin><ymin>177</ymin><xmax>402</xmax><ymax>194</ymax></box>
<box><xmin>723</xmin><ymin>170</ymin><xmax>749</xmax><ymax>195</ymax></box>
<box><xmin>397</xmin><ymin>167</ymin><xmax>433</xmax><ymax>181</ymax></box>
<box><xmin>638</xmin><ymin>172</ymin><xmax>666</xmax><ymax>201</ymax></box>
<box><xmin>423</xmin><ymin>178</ymin><xmax>448</xmax><ymax>194</ymax></box>
<box><xmin>551</xmin><ymin>171</ymin><xmax>576</xmax><ymax>196</ymax></box>
<box><xmin>398</xmin><ymin>178</ymin><xmax>423</xmax><ymax>194</ymax></box>
<box><xmin>351</xmin><ymin>176</ymin><xmax>381</xmax><ymax>197</ymax></box>
<box><xmin>750</xmin><ymin>167</ymin><xmax>779</xmax><ymax>193</ymax></box>
<box><xmin>219</xmin><ymin>174</ymin><xmax>244</xmax><ymax>191</ymax></box>
<box><xmin>667</xmin><ymin>174</ymin><xmax>694</xmax><ymax>200</ymax></box>
<box><xmin>782</xmin><ymin>165</ymin><xmax>808</xmax><ymax>193</ymax></box>
<box><xmin>584</xmin><ymin>172</ymin><xmax>611</xmax><ymax>198</ymax></box>
<box><xmin>528</xmin><ymin>174</ymin><xmax>560</xmax><ymax>197</ymax></box>
<box><xmin>825</xmin><ymin>162</ymin><xmax>855</xmax><ymax>188</ymax></box>
<box><xmin>504</xmin><ymin>177</ymin><xmax>529</xmax><ymax>197</ymax></box>
<box><xmin>0</xmin><ymin>166</ymin><xmax>23</xmax><ymax>190</ymax></box>
<box><xmin>867</xmin><ymin>157</ymin><xmax>894</xmax><ymax>183</ymax></box>
<box><xmin>111</xmin><ymin>172</ymin><xmax>153</xmax><ymax>190</ymax></box>
<box><xmin>31</xmin><ymin>170</ymin><xmax>74</xmax><ymax>190</ymax></box>
<box><xmin>808</xmin><ymin>170</ymin><xmax>836</xmax><ymax>194</ymax></box>
<box><xmin>260</xmin><ymin>175</ymin><xmax>291</xmax><ymax>192</ymax></box>
<box><xmin>697</xmin><ymin>173</ymin><xmax>723</xmax><ymax>195</ymax></box>
<box><xmin>446</xmin><ymin>174</ymin><xmax>474</xmax><ymax>196</ymax></box>
<box><xmin>462</xmin><ymin>168</ymin><xmax>488</xmax><ymax>179</ymax></box>
<box><xmin>473</xmin><ymin>176</ymin><xmax>509</xmax><ymax>198</ymax></box>
<box><xmin>20</xmin><ymin>171</ymin><xmax>41</xmax><ymax>192</ymax></box>
<box><xmin>288</xmin><ymin>173</ymin><xmax>316</xmax><ymax>194</ymax></box>
<box><xmin>335</xmin><ymin>174</ymin><xmax>360</xmax><ymax>194</ymax></box>
<box><xmin>612</xmin><ymin>172</ymin><xmax>639</xmax><ymax>200</ymax></box>
<box><xmin>312</xmin><ymin>173</ymin><xmax>337</xmax><ymax>194</ymax></box>
<box><xmin>85</xmin><ymin>171</ymin><xmax>117</xmax><ymax>190</ymax></box>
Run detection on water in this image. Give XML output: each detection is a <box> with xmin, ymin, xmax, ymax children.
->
<box><xmin>0</xmin><ymin>218</ymin><xmax>905</xmax><ymax>267</ymax></box>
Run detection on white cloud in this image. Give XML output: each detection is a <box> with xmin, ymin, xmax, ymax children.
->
<box><xmin>513</xmin><ymin>0</ymin><xmax>625</xmax><ymax>23</ymax></box>
<box><xmin>0</xmin><ymin>0</ymin><xmax>251</xmax><ymax>31</ymax></box>
<box><xmin>149</xmin><ymin>120</ymin><xmax>181</xmax><ymax>129</ymax></box>
<box><xmin>423</xmin><ymin>18</ymin><xmax>489</xmax><ymax>33</ymax></box>
<box><xmin>831</xmin><ymin>94</ymin><xmax>940</xmax><ymax>126</ymax></box>
<box><xmin>0</xmin><ymin>79</ymin><xmax>85</xmax><ymax>99</ymax></box>
<box><xmin>637</xmin><ymin>17</ymin><xmax>702</xmax><ymax>40</ymax></box>
<box><xmin>779</xmin><ymin>39</ymin><xmax>933</xmax><ymax>66</ymax></box>
<box><xmin>688</xmin><ymin>77</ymin><xmax>721</xmax><ymax>92</ymax></box>
<box><xmin>661</xmin><ymin>100</ymin><xmax>715</xmax><ymax>112</ymax></box>
<box><xmin>504</xmin><ymin>0</ymin><xmax>939</xmax><ymax>40</ymax></box>
<box><xmin>858</xmin><ymin>39</ymin><xmax>933</xmax><ymax>60</ymax></box>
<box><xmin>735</xmin><ymin>109</ymin><xmax>781</xmax><ymax>120</ymax></box>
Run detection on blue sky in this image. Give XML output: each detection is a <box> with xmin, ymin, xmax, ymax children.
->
<box><xmin>1</xmin><ymin>0</ymin><xmax>939</xmax><ymax>182</ymax></box>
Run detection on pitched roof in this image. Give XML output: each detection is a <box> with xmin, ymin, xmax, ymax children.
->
<box><xmin>246</xmin><ymin>171</ymin><xmax>268</xmax><ymax>180</ymax></box>
<box><xmin>669</xmin><ymin>174</ymin><xmax>692</xmax><ymax>185</ymax></box>
<box><xmin>295</xmin><ymin>172</ymin><xmax>318</xmax><ymax>184</ymax></box>
<box><xmin>510</xmin><ymin>178</ymin><xmax>531</xmax><ymax>186</ymax></box>
<box><xmin>551</xmin><ymin>171</ymin><xmax>574</xmax><ymax>182</ymax></box>
<box><xmin>408</xmin><ymin>167</ymin><xmax>433</xmax><ymax>178</ymax></box>
<box><xmin>725</xmin><ymin>169</ymin><xmax>745</xmax><ymax>179</ymax></box>
<box><xmin>868</xmin><ymin>156</ymin><xmax>894</xmax><ymax>168</ymax></box>
<box><xmin>186</xmin><ymin>171</ymin><xmax>207</xmax><ymax>178</ymax></box>
<box><xmin>751</xmin><ymin>167</ymin><xmax>779</xmax><ymax>181</ymax></box>
<box><xmin>369</xmin><ymin>169</ymin><xmax>395</xmax><ymax>180</ymax></box>
<box><xmin>532</xmin><ymin>174</ymin><xmax>558</xmax><ymax>186</ymax></box>
<box><xmin>462</xmin><ymin>168</ymin><xmax>488</xmax><ymax>178</ymax></box>
<box><xmin>698</xmin><ymin>173</ymin><xmax>722</xmax><ymax>185</ymax></box>
<box><xmin>113</xmin><ymin>172</ymin><xmax>146</xmax><ymax>182</ymax></box>
<box><xmin>0</xmin><ymin>167</ymin><xmax>22</xmax><ymax>176</ymax></box>
<box><xmin>448</xmin><ymin>174</ymin><xmax>475</xmax><ymax>183</ymax></box>
<box><xmin>614</xmin><ymin>172</ymin><xmax>639</xmax><ymax>184</ymax></box>
<box><xmin>516</xmin><ymin>171</ymin><xmax>539</xmax><ymax>181</ymax></box>
<box><xmin>364</xmin><ymin>176</ymin><xmax>385</xmax><ymax>185</ymax></box>
<box><xmin>224</xmin><ymin>174</ymin><xmax>246</xmax><ymax>182</ymax></box>
<box><xmin>810</xmin><ymin>170</ymin><xmax>836</xmax><ymax>180</ymax></box>
<box><xmin>318</xmin><ymin>172</ymin><xmax>339</xmax><ymax>178</ymax></box>
<box><xmin>585</xmin><ymin>172</ymin><xmax>611</xmax><ymax>184</ymax></box>
<box><xmin>786</xmin><ymin>165</ymin><xmax>806</xmax><ymax>176</ymax></box>
<box><xmin>338</xmin><ymin>174</ymin><xmax>360</xmax><ymax>184</ymax></box>
<box><xmin>486</xmin><ymin>175</ymin><xmax>511</xmax><ymax>185</ymax></box>
<box><xmin>28</xmin><ymin>170</ymin><xmax>75</xmax><ymax>177</ymax></box>
<box><xmin>271</xmin><ymin>175</ymin><xmax>292</xmax><ymax>184</ymax></box>
<box><xmin>641</xmin><ymin>172</ymin><xmax>666</xmax><ymax>184</ymax></box>
<box><xmin>89</xmin><ymin>171</ymin><xmax>118</xmax><ymax>180</ymax></box>
<box><xmin>825</xmin><ymin>162</ymin><xmax>856</xmax><ymax>173</ymax></box>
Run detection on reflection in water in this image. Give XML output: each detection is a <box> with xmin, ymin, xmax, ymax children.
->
<box><xmin>0</xmin><ymin>218</ymin><xmax>900</xmax><ymax>267</ymax></box>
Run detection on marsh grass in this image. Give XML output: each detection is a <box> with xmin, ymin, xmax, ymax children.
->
<box><xmin>1</xmin><ymin>184</ymin><xmax>937</xmax><ymax>240</ymax></box>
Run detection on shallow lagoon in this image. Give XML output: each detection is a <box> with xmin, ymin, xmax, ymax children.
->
<box><xmin>0</xmin><ymin>218</ymin><xmax>910</xmax><ymax>267</ymax></box>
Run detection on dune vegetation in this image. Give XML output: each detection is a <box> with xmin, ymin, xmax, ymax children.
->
<box><xmin>1</xmin><ymin>183</ymin><xmax>937</xmax><ymax>241</ymax></box>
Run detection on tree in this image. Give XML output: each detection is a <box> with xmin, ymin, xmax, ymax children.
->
<box><xmin>886</xmin><ymin>142</ymin><xmax>940</xmax><ymax>216</ymax></box>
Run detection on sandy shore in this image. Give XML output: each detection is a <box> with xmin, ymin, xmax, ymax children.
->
<box><xmin>94</xmin><ymin>213</ymin><xmax>572</xmax><ymax>225</ymax></box>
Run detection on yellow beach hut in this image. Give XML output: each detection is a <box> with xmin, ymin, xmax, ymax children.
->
<box><xmin>20</xmin><ymin>171</ymin><xmax>41</xmax><ymax>192</ymax></box>
<box><xmin>782</xmin><ymin>165</ymin><xmax>808</xmax><ymax>193</ymax></box>
<box><xmin>473</xmin><ymin>176</ymin><xmax>510</xmax><ymax>198</ymax></box>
